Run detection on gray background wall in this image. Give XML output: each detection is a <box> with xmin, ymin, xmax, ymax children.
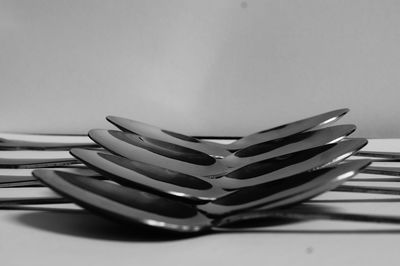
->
<box><xmin>1</xmin><ymin>0</ymin><xmax>399</xmax><ymax>138</ymax></box>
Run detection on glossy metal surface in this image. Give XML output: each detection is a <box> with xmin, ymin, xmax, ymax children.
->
<box><xmin>0</xmin><ymin>197</ymin><xmax>68</xmax><ymax>205</ymax></box>
<box><xmin>333</xmin><ymin>184</ymin><xmax>400</xmax><ymax>195</ymax></box>
<box><xmin>107</xmin><ymin>116</ymin><xmax>231</xmax><ymax>158</ymax></box>
<box><xmin>361</xmin><ymin>166</ymin><xmax>400</xmax><ymax>176</ymax></box>
<box><xmin>0</xmin><ymin>133</ymin><xmax>96</xmax><ymax>150</ymax></box>
<box><xmin>107</xmin><ymin>108</ymin><xmax>349</xmax><ymax>156</ymax></box>
<box><xmin>209</xmin><ymin>138</ymin><xmax>367</xmax><ymax>189</ymax></box>
<box><xmin>87</xmin><ymin>130</ymin><xmax>366</xmax><ymax>188</ymax></box>
<box><xmin>70</xmin><ymin>148</ymin><xmax>228</xmax><ymax>203</ymax></box>
<box><xmin>198</xmin><ymin>160</ymin><xmax>368</xmax><ymax>216</ymax></box>
<box><xmin>0</xmin><ymin>150</ymin><xmax>79</xmax><ymax>168</ymax></box>
<box><xmin>70</xmin><ymin>137</ymin><xmax>365</xmax><ymax>201</ymax></box>
<box><xmin>222</xmin><ymin>124</ymin><xmax>356</xmax><ymax>167</ymax></box>
<box><xmin>0</xmin><ymin>158</ymin><xmax>79</xmax><ymax>168</ymax></box>
<box><xmin>0</xmin><ymin>167</ymin><xmax>101</xmax><ymax>187</ymax></box>
<box><xmin>92</xmin><ymin>124</ymin><xmax>356</xmax><ymax>170</ymax></box>
<box><xmin>32</xmin><ymin>160</ymin><xmax>370</xmax><ymax>234</ymax></box>
<box><xmin>89</xmin><ymin>128</ymin><xmax>364</xmax><ymax>178</ymax></box>
<box><xmin>355</xmin><ymin>150</ymin><xmax>400</xmax><ymax>159</ymax></box>
<box><xmin>222</xmin><ymin>108</ymin><xmax>349</xmax><ymax>151</ymax></box>
<box><xmin>89</xmin><ymin>129</ymin><xmax>227</xmax><ymax>177</ymax></box>
<box><xmin>0</xmin><ymin>181</ymin><xmax>43</xmax><ymax>188</ymax></box>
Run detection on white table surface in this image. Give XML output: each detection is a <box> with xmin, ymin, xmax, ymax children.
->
<box><xmin>1</xmin><ymin>139</ymin><xmax>400</xmax><ymax>266</ymax></box>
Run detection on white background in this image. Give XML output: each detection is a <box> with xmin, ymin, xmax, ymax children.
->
<box><xmin>1</xmin><ymin>0</ymin><xmax>399</xmax><ymax>137</ymax></box>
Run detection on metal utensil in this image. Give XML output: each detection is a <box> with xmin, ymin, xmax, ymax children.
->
<box><xmin>3</xmin><ymin>192</ymin><xmax>400</xmax><ymax>231</ymax></box>
<box><xmin>0</xmin><ymin>167</ymin><xmax>101</xmax><ymax>187</ymax></box>
<box><xmin>334</xmin><ymin>185</ymin><xmax>400</xmax><ymax>195</ymax></box>
<box><xmin>0</xmin><ymin>109</ymin><xmax>346</xmax><ymax>153</ymax></box>
<box><xmin>355</xmin><ymin>151</ymin><xmax>400</xmax><ymax>160</ymax></box>
<box><xmin>3</xmin><ymin>151</ymin><xmax>398</xmax><ymax>196</ymax></box>
<box><xmin>0</xmin><ymin>150</ymin><xmax>79</xmax><ymax>168</ymax></box>
<box><xmin>222</xmin><ymin>124</ymin><xmax>356</xmax><ymax>168</ymax></box>
<box><xmin>89</xmin><ymin>124</ymin><xmax>357</xmax><ymax>174</ymax></box>
<box><xmin>0</xmin><ymin>133</ymin><xmax>96</xmax><ymax>150</ymax></box>
<box><xmin>71</xmin><ymin>148</ymin><xmax>227</xmax><ymax>203</ymax></box>
<box><xmin>30</xmin><ymin>160</ymin><xmax>369</xmax><ymax>234</ymax></box>
<box><xmin>107</xmin><ymin>108</ymin><xmax>349</xmax><ymax>157</ymax></box>
<box><xmin>0</xmin><ymin>166</ymin><xmax>98</xmax><ymax>181</ymax></box>
<box><xmin>360</xmin><ymin>166</ymin><xmax>400</xmax><ymax>176</ymax></box>
<box><xmin>88</xmin><ymin>129</ymin><xmax>366</xmax><ymax>184</ymax></box>
<box><xmin>0</xmin><ymin>181</ymin><xmax>43</xmax><ymax>188</ymax></box>
<box><xmin>70</xmin><ymin>138</ymin><xmax>365</xmax><ymax>200</ymax></box>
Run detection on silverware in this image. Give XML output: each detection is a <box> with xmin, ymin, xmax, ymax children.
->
<box><xmin>71</xmin><ymin>146</ymin><xmax>366</xmax><ymax>202</ymax></box>
<box><xmin>0</xmin><ymin>109</ymin><xmax>347</xmax><ymax>153</ymax></box>
<box><xmin>0</xmin><ymin>169</ymin><xmax>41</xmax><ymax>183</ymax></box>
<box><xmin>91</xmin><ymin>124</ymin><xmax>356</xmax><ymax>171</ymax></box>
<box><xmin>88</xmin><ymin>127</ymin><xmax>365</xmax><ymax>178</ymax></box>
<box><xmin>0</xmin><ymin>197</ymin><xmax>68</xmax><ymax>205</ymax></box>
<box><xmin>221</xmin><ymin>125</ymin><xmax>355</xmax><ymax>167</ymax></box>
<box><xmin>0</xmin><ymin>181</ymin><xmax>43</xmax><ymax>188</ymax></box>
<box><xmin>0</xmin><ymin>167</ymin><xmax>101</xmax><ymax>187</ymax></box>
<box><xmin>0</xmin><ymin>133</ymin><xmax>96</xmax><ymax>150</ymax></box>
<box><xmin>361</xmin><ymin>166</ymin><xmax>400</xmax><ymax>176</ymax></box>
<box><xmin>30</xmin><ymin>160</ymin><xmax>368</xmax><ymax>234</ymax></box>
<box><xmin>3</xmin><ymin>196</ymin><xmax>400</xmax><ymax>231</ymax></box>
<box><xmin>76</xmin><ymin>137</ymin><xmax>366</xmax><ymax>189</ymax></box>
<box><xmin>0</xmin><ymin>158</ymin><xmax>79</xmax><ymax>168</ymax></box>
<box><xmin>334</xmin><ymin>185</ymin><xmax>400</xmax><ymax>195</ymax></box>
<box><xmin>6</xmin><ymin>163</ymin><xmax>400</xmax><ymax>196</ymax></box>
<box><xmin>217</xmin><ymin>207</ymin><xmax>400</xmax><ymax>230</ymax></box>
<box><xmin>355</xmin><ymin>151</ymin><xmax>400</xmax><ymax>160</ymax></box>
<box><xmin>107</xmin><ymin>108</ymin><xmax>349</xmax><ymax>157</ymax></box>
<box><xmin>71</xmin><ymin>149</ymin><xmax>227</xmax><ymax>202</ymax></box>
<box><xmin>349</xmin><ymin>177</ymin><xmax>400</xmax><ymax>182</ymax></box>
<box><xmin>5</xmin><ymin>160</ymin><xmax>400</xmax><ymax>197</ymax></box>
